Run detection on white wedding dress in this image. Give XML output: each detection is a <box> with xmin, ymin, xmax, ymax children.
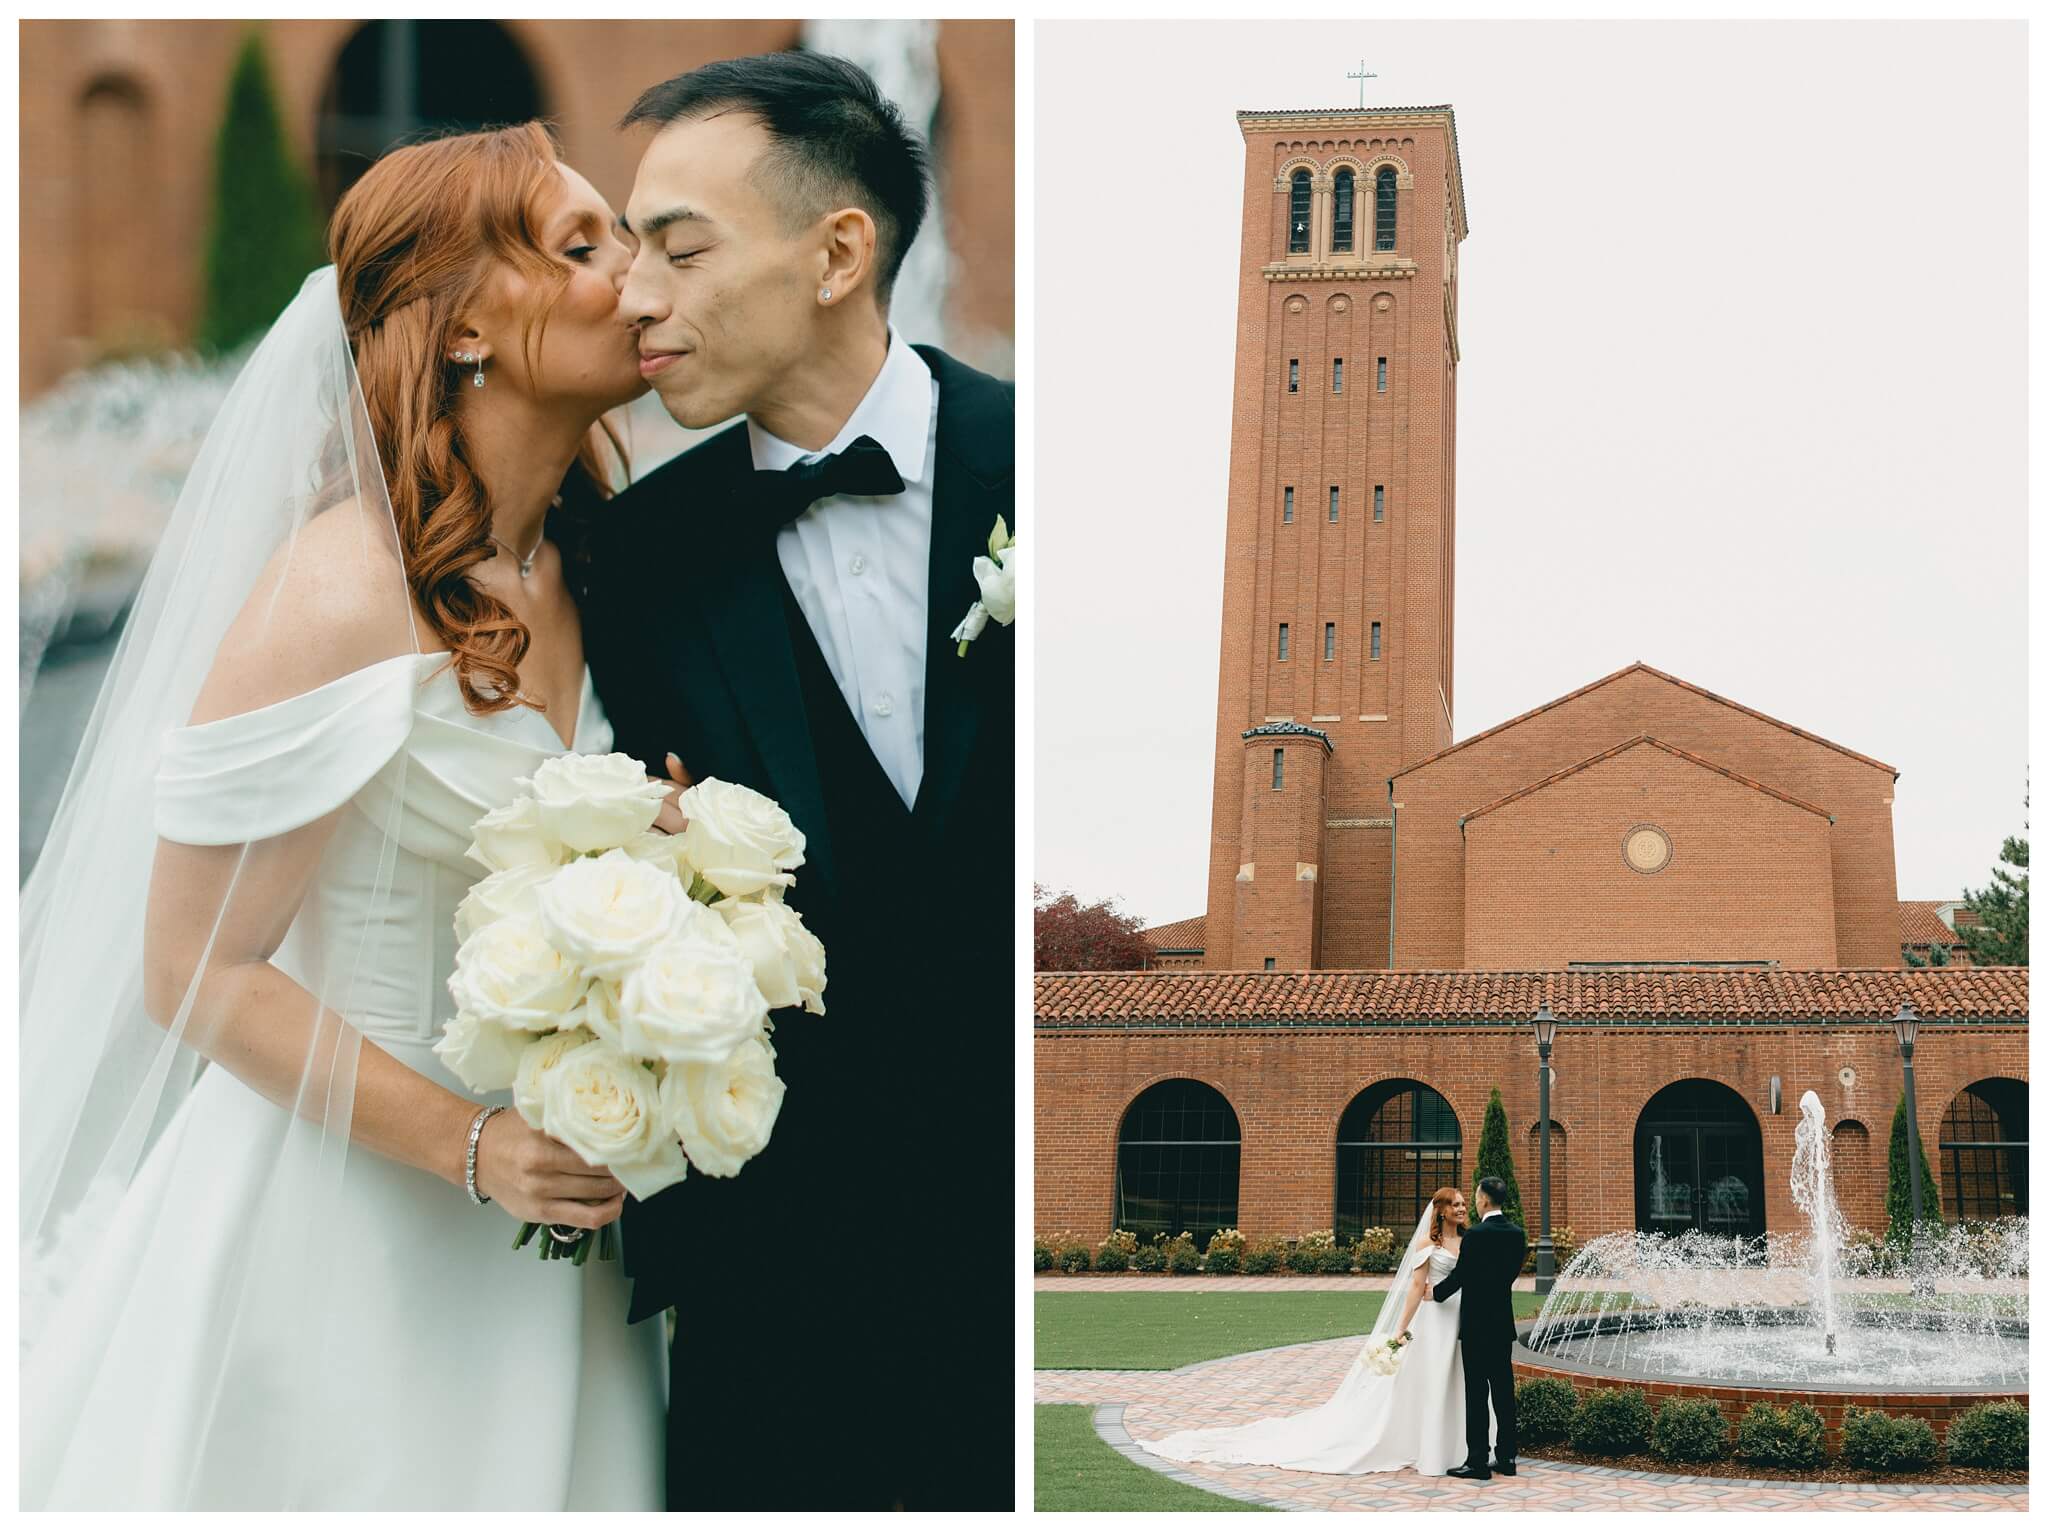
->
<box><xmin>20</xmin><ymin>653</ymin><xmax>668</xmax><ymax>1510</ymax></box>
<box><xmin>1137</xmin><ymin>1244</ymin><xmax>1485</xmax><ymax>1476</ymax></box>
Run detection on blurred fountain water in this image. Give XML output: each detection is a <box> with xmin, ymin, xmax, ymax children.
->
<box><xmin>1526</xmin><ymin>1090</ymin><xmax>2028</xmax><ymax>1389</ymax></box>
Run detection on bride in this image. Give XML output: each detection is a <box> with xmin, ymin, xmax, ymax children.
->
<box><xmin>1136</xmin><ymin>1188</ymin><xmax>1492</xmax><ymax>1476</ymax></box>
<box><xmin>20</xmin><ymin>124</ymin><xmax>669</xmax><ymax>1509</ymax></box>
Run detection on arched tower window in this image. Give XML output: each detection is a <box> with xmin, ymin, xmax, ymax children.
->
<box><xmin>1287</xmin><ymin>169</ymin><xmax>1311</xmax><ymax>254</ymax></box>
<box><xmin>1374</xmin><ymin>165</ymin><xmax>1398</xmax><ymax>251</ymax></box>
<box><xmin>1331</xmin><ymin>169</ymin><xmax>1354</xmax><ymax>253</ymax></box>
<box><xmin>316</xmin><ymin>21</ymin><xmax>545</xmax><ymax>208</ymax></box>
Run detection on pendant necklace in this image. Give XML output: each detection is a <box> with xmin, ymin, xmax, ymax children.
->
<box><xmin>489</xmin><ymin>496</ymin><xmax>564</xmax><ymax>579</ymax></box>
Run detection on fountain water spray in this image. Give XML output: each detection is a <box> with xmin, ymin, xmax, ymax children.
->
<box><xmin>1789</xmin><ymin>1090</ymin><xmax>1844</xmax><ymax>1353</ymax></box>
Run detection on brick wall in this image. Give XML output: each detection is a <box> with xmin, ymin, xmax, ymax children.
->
<box><xmin>1034</xmin><ymin>1021</ymin><xmax>2025</xmax><ymax>1246</ymax></box>
<box><xmin>1462</xmin><ymin>738</ymin><xmax>1839</xmax><ymax>970</ymax></box>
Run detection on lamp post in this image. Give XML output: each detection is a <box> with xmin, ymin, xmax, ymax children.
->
<box><xmin>1533</xmin><ymin>1004</ymin><xmax>1559</xmax><ymax>1296</ymax></box>
<box><xmin>1891</xmin><ymin>1000</ymin><xmax>1930</xmax><ymax>1294</ymax></box>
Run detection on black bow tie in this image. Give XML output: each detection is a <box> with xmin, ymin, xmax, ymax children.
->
<box><xmin>750</xmin><ymin>435</ymin><xmax>906</xmax><ymax>528</ymax></box>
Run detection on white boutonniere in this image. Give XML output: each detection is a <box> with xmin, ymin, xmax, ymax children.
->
<box><xmin>951</xmin><ymin>516</ymin><xmax>1017</xmax><ymax>658</ymax></box>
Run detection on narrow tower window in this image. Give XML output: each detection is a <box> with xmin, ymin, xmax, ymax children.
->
<box><xmin>1288</xmin><ymin>358</ymin><xmax>1299</xmax><ymax>393</ymax></box>
<box><xmin>1264</xmin><ymin>957</ymin><xmax>1277</xmax><ymax>970</ymax></box>
<box><xmin>1324</xmin><ymin>622</ymin><xmax>1336</xmax><ymax>661</ymax></box>
<box><xmin>1288</xmin><ymin>169</ymin><xmax>1311</xmax><ymax>254</ymax></box>
<box><xmin>1332</xmin><ymin>168</ymin><xmax>1354</xmax><ymax>253</ymax></box>
<box><xmin>1376</xmin><ymin>356</ymin><xmax>1388</xmax><ymax>391</ymax></box>
<box><xmin>1374</xmin><ymin>165</ymin><xmax>1397</xmax><ymax>250</ymax></box>
<box><xmin>1283</xmin><ymin>486</ymin><xmax>1294</xmax><ymax>523</ymax></box>
<box><xmin>1371</xmin><ymin>621</ymin><xmax>1382</xmax><ymax>659</ymax></box>
<box><xmin>1277</xmin><ymin>623</ymin><xmax>1290</xmax><ymax>661</ymax></box>
<box><xmin>1272</xmin><ymin>750</ymin><xmax>1285</xmax><ymax>791</ymax></box>
<box><xmin>1329</xmin><ymin>486</ymin><xmax>1340</xmax><ymax>522</ymax></box>
<box><xmin>1332</xmin><ymin>357</ymin><xmax>1343</xmax><ymax>393</ymax></box>
<box><xmin>1374</xmin><ymin>484</ymin><xmax>1385</xmax><ymax>521</ymax></box>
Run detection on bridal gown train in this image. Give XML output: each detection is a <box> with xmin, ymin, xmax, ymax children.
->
<box><xmin>21</xmin><ymin>653</ymin><xmax>667</xmax><ymax>1511</ymax></box>
<box><xmin>1136</xmin><ymin>1245</ymin><xmax>1489</xmax><ymax>1476</ymax></box>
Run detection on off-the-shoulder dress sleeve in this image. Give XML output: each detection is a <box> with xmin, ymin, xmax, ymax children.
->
<box><xmin>154</xmin><ymin>653</ymin><xmax>430</xmax><ymax>846</ymax></box>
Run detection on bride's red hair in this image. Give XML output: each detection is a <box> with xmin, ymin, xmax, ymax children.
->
<box><xmin>328</xmin><ymin>121</ymin><xmax>623</xmax><ymax>716</ymax></box>
<box><xmin>1427</xmin><ymin>1186</ymin><xmax>1461</xmax><ymax>1243</ymax></box>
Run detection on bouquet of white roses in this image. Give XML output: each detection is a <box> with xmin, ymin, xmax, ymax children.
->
<box><xmin>433</xmin><ymin>753</ymin><xmax>827</xmax><ymax>1263</ymax></box>
<box><xmin>1359</xmin><ymin>1331</ymin><xmax>1411</xmax><ymax>1377</ymax></box>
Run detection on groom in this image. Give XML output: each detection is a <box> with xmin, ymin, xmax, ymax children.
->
<box><xmin>577</xmin><ymin>54</ymin><xmax>1014</xmax><ymax>1511</ymax></box>
<box><xmin>1426</xmin><ymin>1176</ymin><xmax>1527</xmax><ymax>1480</ymax></box>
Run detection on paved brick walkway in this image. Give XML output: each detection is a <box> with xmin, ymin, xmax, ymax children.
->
<box><xmin>1037</xmin><ymin>1337</ymin><xmax>2028</xmax><ymax>1512</ymax></box>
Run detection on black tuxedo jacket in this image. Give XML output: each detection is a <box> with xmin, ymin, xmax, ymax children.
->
<box><xmin>1431</xmin><ymin>1214</ymin><xmax>1526</xmax><ymax>1345</ymax></box>
<box><xmin>574</xmin><ymin>346</ymin><xmax>1015</xmax><ymax>1328</ymax></box>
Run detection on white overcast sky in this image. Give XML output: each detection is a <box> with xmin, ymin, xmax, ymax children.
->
<box><xmin>1034</xmin><ymin>18</ymin><xmax>2029</xmax><ymax>929</ymax></box>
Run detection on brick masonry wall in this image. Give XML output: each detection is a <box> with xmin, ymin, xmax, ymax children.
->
<box><xmin>1463</xmin><ymin>740</ymin><xmax>1839</xmax><ymax>970</ymax></box>
<box><xmin>1393</xmin><ymin>669</ymin><xmax>1902</xmax><ymax>971</ymax></box>
<box><xmin>1033</xmin><ymin>1022</ymin><xmax>2024</xmax><ymax>1247</ymax></box>
<box><xmin>1206</xmin><ymin>109</ymin><xmax>1463</xmax><ymax>972</ymax></box>
<box><xmin>1233</xmin><ymin>734</ymin><xmax>1330</xmax><ymax>970</ymax></box>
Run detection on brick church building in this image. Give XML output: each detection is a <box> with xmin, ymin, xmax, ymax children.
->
<box><xmin>1034</xmin><ymin>102</ymin><xmax>2027</xmax><ymax>1255</ymax></box>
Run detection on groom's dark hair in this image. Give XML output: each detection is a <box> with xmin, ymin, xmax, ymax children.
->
<box><xmin>1476</xmin><ymin>1176</ymin><xmax>1509</xmax><ymax>1209</ymax></box>
<box><xmin>621</xmin><ymin>52</ymin><xmax>931</xmax><ymax>308</ymax></box>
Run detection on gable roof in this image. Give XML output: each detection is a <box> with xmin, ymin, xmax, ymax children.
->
<box><xmin>1391</xmin><ymin>662</ymin><xmax>1898</xmax><ymax>784</ymax></box>
<box><xmin>1142</xmin><ymin>915</ymin><xmax>1209</xmax><ymax>953</ymax></box>
<box><xmin>1035</xmin><ymin>965</ymin><xmax>2028</xmax><ymax>1029</ymax></box>
<box><xmin>1901</xmin><ymin>900</ymin><xmax>1964</xmax><ymax>947</ymax></box>
<box><xmin>1459</xmin><ymin>735</ymin><xmax>1834</xmax><ymax>828</ymax></box>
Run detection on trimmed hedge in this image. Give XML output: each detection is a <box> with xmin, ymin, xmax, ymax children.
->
<box><xmin>1355</xmin><ymin>1226</ymin><xmax>1398</xmax><ymax>1274</ymax></box>
<box><xmin>1164</xmin><ymin>1233</ymin><xmax>1203</xmax><ymax>1275</ymax></box>
<box><xmin>1944</xmin><ymin>1402</ymin><xmax>2027</xmax><ymax>1470</ymax></box>
<box><xmin>1241</xmin><ymin>1236</ymin><xmax>1287</xmax><ymax>1275</ymax></box>
<box><xmin>1203</xmin><ymin>1229</ymin><xmax>1246</xmax><ymax>1275</ymax></box>
<box><xmin>1514</xmin><ymin>1377</ymin><xmax>1578</xmax><ymax>1446</ymax></box>
<box><xmin>1735</xmin><ymin>1402</ymin><xmax>1827</xmax><ymax>1469</ymax></box>
<box><xmin>1094</xmin><ymin>1229</ymin><xmax>1137</xmax><ymax>1274</ymax></box>
<box><xmin>1056</xmin><ymin>1240</ymin><xmax>1092</xmax><ymax>1275</ymax></box>
<box><xmin>1841</xmin><ymin>1407</ymin><xmax>1937</xmax><ymax>1473</ymax></box>
<box><xmin>1569</xmin><ymin>1387</ymin><xmax>1654</xmax><ymax>1456</ymax></box>
<box><xmin>1652</xmin><ymin>1397</ymin><xmax>1730</xmax><ymax>1463</ymax></box>
<box><xmin>1131</xmin><ymin>1239</ymin><xmax>1166</xmax><ymax>1273</ymax></box>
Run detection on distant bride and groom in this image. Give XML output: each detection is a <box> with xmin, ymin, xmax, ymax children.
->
<box><xmin>1139</xmin><ymin>1178</ymin><xmax>1528</xmax><ymax>1481</ymax></box>
<box><xmin>20</xmin><ymin>52</ymin><xmax>1012</xmax><ymax>1511</ymax></box>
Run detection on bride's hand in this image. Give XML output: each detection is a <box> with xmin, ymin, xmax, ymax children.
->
<box><xmin>472</xmin><ymin>1110</ymin><xmax>628</xmax><ymax>1228</ymax></box>
<box><xmin>648</xmin><ymin>752</ymin><xmax>694</xmax><ymax>836</ymax></box>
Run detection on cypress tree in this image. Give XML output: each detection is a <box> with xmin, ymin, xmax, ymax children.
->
<box><xmin>1473</xmin><ymin>1087</ymin><xmax>1525</xmax><ymax>1229</ymax></box>
<box><xmin>1885</xmin><ymin>1090</ymin><xmax>1944</xmax><ymax>1246</ymax></box>
<box><xmin>198</xmin><ymin>32</ymin><xmax>327</xmax><ymax>354</ymax></box>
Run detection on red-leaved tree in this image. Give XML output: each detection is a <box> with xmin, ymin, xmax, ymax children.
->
<box><xmin>1034</xmin><ymin>883</ymin><xmax>1152</xmax><ymax>971</ymax></box>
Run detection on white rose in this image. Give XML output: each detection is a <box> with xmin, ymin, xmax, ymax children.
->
<box><xmin>512</xmin><ymin>1025</ymin><xmax>596</xmax><ymax>1129</ymax></box>
<box><xmin>536</xmin><ymin>848</ymin><xmax>688</xmax><ymax>981</ymax></box>
<box><xmin>661</xmin><ymin>1035</ymin><xmax>785</xmax><ymax>1178</ymax></box>
<box><xmin>447</xmin><ymin>914</ymin><xmax>586</xmax><ymax>1032</ymax></box>
<box><xmin>571</xmin><ymin>978</ymin><xmax>626</xmax><ymax>1050</ymax></box>
<box><xmin>619</xmin><ymin>829</ymin><xmax>697</xmax><ymax>885</ymax></box>
<box><xmin>972</xmin><ymin>542</ymin><xmax>1017</xmax><ymax>626</ymax></box>
<box><xmin>432</xmin><ymin>1010</ymin><xmax>531</xmax><ymax>1094</ymax></box>
<box><xmin>613</xmin><ymin>921</ymin><xmax>769</xmax><ymax>1065</ymax></box>
<box><xmin>453</xmin><ymin>860</ymin><xmax>555</xmax><ymax>944</ymax></box>
<box><xmin>716</xmin><ymin>897</ymin><xmax>827</xmax><ymax>1015</ymax></box>
<box><xmin>675</xmin><ymin>779</ymin><xmax>806</xmax><ymax>899</ymax></box>
<box><xmin>465</xmin><ymin>795</ymin><xmax>564</xmax><ymax>874</ymax></box>
<box><xmin>523</xmin><ymin>752</ymin><xmax>671</xmax><ymax>855</ymax></box>
<box><xmin>539</xmin><ymin>1040</ymin><xmax>689</xmax><ymax>1200</ymax></box>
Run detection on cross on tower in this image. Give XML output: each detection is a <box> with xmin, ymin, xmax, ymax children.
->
<box><xmin>1346</xmin><ymin>60</ymin><xmax>1378</xmax><ymax>109</ymax></box>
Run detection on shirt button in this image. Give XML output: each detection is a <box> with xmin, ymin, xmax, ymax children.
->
<box><xmin>849</xmin><ymin>554</ymin><xmax>868</xmax><ymax>576</ymax></box>
<box><xmin>872</xmin><ymin>693</ymin><xmax>895</xmax><ymax>717</ymax></box>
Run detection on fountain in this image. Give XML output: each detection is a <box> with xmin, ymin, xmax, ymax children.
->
<box><xmin>1517</xmin><ymin>1092</ymin><xmax>2027</xmax><ymax>1443</ymax></box>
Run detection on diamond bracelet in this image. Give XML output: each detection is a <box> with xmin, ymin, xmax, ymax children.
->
<box><xmin>465</xmin><ymin>1103</ymin><xmax>507</xmax><ymax>1206</ymax></box>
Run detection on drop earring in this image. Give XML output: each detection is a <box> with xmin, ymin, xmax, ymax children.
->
<box><xmin>472</xmin><ymin>357</ymin><xmax>486</xmax><ymax>389</ymax></box>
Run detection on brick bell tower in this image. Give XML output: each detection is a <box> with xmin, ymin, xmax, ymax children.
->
<box><xmin>1202</xmin><ymin>105</ymin><xmax>1469</xmax><ymax>972</ymax></box>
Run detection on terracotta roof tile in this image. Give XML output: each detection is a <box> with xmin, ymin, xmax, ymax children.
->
<box><xmin>1391</xmin><ymin>662</ymin><xmax>1898</xmax><ymax>783</ymax></box>
<box><xmin>1143</xmin><ymin>915</ymin><xmax>1209</xmax><ymax>953</ymax></box>
<box><xmin>1461</xmin><ymin>735</ymin><xmax>1833</xmax><ymax>826</ymax></box>
<box><xmin>1035</xmin><ymin>966</ymin><xmax>2027</xmax><ymax>1028</ymax></box>
<box><xmin>1900</xmin><ymin>901</ymin><xmax>1965</xmax><ymax>947</ymax></box>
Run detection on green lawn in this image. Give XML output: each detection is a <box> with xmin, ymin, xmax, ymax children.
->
<box><xmin>1034</xmin><ymin>1404</ymin><xmax>1273</xmax><ymax>1512</ymax></box>
<box><xmin>1035</xmin><ymin>1289</ymin><xmax>1556</xmax><ymax>1371</ymax></box>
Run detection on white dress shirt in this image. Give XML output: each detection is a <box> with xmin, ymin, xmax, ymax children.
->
<box><xmin>749</xmin><ymin>330</ymin><xmax>937</xmax><ymax>810</ymax></box>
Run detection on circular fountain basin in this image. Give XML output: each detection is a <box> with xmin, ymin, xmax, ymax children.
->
<box><xmin>1514</xmin><ymin>1311</ymin><xmax>2028</xmax><ymax>1449</ymax></box>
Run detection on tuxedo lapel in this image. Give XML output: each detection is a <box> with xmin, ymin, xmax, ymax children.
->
<box><xmin>687</xmin><ymin>438</ymin><xmax>837</xmax><ymax>901</ymax></box>
<box><xmin>913</xmin><ymin>347</ymin><xmax>1014</xmax><ymax>840</ymax></box>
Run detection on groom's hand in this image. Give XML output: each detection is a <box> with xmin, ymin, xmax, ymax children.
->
<box><xmin>650</xmin><ymin>752</ymin><xmax>694</xmax><ymax>835</ymax></box>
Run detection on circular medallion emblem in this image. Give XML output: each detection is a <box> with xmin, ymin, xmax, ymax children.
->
<box><xmin>1623</xmin><ymin>824</ymin><xmax>1672</xmax><ymax>875</ymax></box>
